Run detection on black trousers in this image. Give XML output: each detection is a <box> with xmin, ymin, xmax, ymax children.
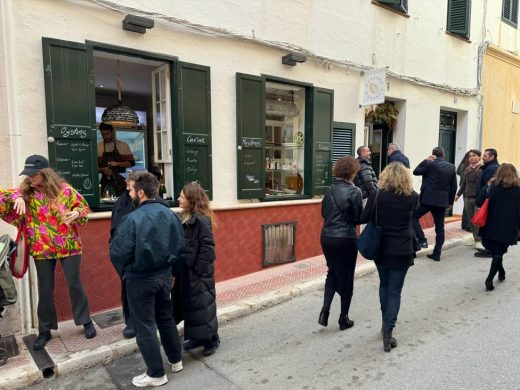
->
<box><xmin>112</xmin><ymin>262</ymin><xmax>131</xmax><ymax>327</ymax></box>
<box><xmin>413</xmin><ymin>204</ymin><xmax>446</xmax><ymax>258</ymax></box>
<box><xmin>127</xmin><ymin>271</ymin><xmax>182</xmax><ymax>378</ymax></box>
<box><xmin>320</xmin><ymin>235</ymin><xmax>358</xmax><ymax>315</ymax></box>
<box><xmin>34</xmin><ymin>255</ymin><xmax>91</xmax><ymax>332</ymax></box>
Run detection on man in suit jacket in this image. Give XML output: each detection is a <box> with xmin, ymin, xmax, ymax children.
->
<box><xmin>412</xmin><ymin>147</ymin><xmax>457</xmax><ymax>261</ymax></box>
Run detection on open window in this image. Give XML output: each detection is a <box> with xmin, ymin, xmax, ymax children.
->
<box><xmin>236</xmin><ymin>74</ymin><xmax>333</xmax><ymax>200</ymax></box>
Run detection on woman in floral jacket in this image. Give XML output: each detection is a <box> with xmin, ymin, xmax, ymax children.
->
<box><xmin>0</xmin><ymin>155</ymin><xmax>96</xmax><ymax>350</ymax></box>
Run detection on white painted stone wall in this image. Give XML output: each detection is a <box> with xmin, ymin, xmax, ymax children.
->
<box><xmin>485</xmin><ymin>0</ymin><xmax>519</xmax><ymax>53</ymax></box>
<box><xmin>0</xmin><ymin>0</ymin><xmax>484</xmax><ymax>206</ymax></box>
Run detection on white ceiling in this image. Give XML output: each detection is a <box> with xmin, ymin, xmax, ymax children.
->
<box><xmin>94</xmin><ymin>51</ymin><xmax>164</xmax><ymax>95</ymax></box>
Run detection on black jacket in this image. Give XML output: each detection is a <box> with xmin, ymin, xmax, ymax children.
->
<box><xmin>413</xmin><ymin>158</ymin><xmax>457</xmax><ymax>208</ymax></box>
<box><xmin>321</xmin><ymin>181</ymin><xmax>362</xmax><ymax>238</ymax></box>
<box><xmin>388</xmin><ymin>150</ymin><xmax>410</xmax><ymax>168</ymax></box>
<box><xmin>174</xmin><ymin>214</ymin><xmax>217</xmax><ymax>341</ymax></box>
<box><xmin>360</xmin><ymin>189</ymin><xmax>419</xmax><ymax>268</ymax></box>
<box><xmin>110</xmin><ymin>200</ymin><xmax>185</xmax><ymax>279</ymax></box>
<box><xmin>476</xmin><ymin>184</ymin><xmax>520</xmax><ymax>245</ymax></box>
<box><xmin>354</xmin><ymin>158</ymin><xmax>378</xmax><ymax>199</ymax></box>
<box><xmin>477</xmin><ymin>159</ymin><xmax>500</xmax><ymax>195</ymax></box>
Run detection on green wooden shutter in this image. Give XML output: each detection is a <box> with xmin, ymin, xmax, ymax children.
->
<box><xmin>174</xmin><ymin>62</ymin><xmax>212</xmax><ymax>199</ymax></box>
<box><xmin>447</xmin><ymin>0</ymin><xmax>471</xmax><ymax>39</ymax></box>
<box><xmin>377</xmin><ymin>0</ymin><xmax>407</xmax><ymax>12</ymax></box>
<box><xmin>236</xmin><ymin>73</ymin><xmax>265</xmax><ymax>199</ymax></box>
<box><xmin>309</xmin><ymin>87</ymin><xmax>334</xmax><ymax>195</ymax></box>
<box><xmin>42</xmin><ymin>38</ymin><xmax>98</xmax><ymax>207</ymax></box>
<box><xmin>502</xmin><ymin>0</ymin><xmax>519</xmax><ymax>26</ymax></box>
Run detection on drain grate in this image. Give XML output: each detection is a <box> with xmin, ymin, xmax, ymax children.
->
<box><xmin>92</xmin><ymin>308</ymin><xmax>124</xmax><ymax>329</ymax></box>
<box><xmin>0</xmin><ymin>335</ymin><xmax>19</xmax><ymax>358</ymax></box>
<box><xmin>23</xmin><ymin>334</ymin><xmax>54</xmax><ymax>372</ymax></box>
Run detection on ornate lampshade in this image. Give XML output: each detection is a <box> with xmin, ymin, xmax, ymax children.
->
<box><xmin>102</xmin><ymin>60</ymin><xmax>139</xmax><ymax>128</ymax></box>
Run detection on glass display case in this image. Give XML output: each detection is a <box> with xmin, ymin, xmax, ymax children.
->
<box><xmin>96</xmin><ymin>128</ymin><xmax>147</xmax><ymax>169</ymax></box>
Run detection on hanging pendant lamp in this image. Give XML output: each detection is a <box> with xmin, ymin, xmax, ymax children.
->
<box><xmin>101</xmin><ymin>60</ymin><xmax>139</xmax><ymax>127</ymax></box>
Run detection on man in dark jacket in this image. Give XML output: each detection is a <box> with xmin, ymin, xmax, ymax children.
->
<box><xmin>387</xmin><ymin>142</ymin><xmax>410</xmax><ymax>168</ymax></box>
<box><xmin>110</xmin><ymin>173</ymin><xmax>185</xmax><ymax>387</ymax></box>
<box><xmin>412</xmin><ymin>147</ymin><xmax>457</xmax><ymax>262</ymax></box>
<box><xmin>354</xmin><ymin>146</ymin><xmax>378</xmax><ymax>200</ymax></box>
<box><xmin>474</xmin><ymin>148</ymin><xmax>500</xmax><ymax>258</ymax></box>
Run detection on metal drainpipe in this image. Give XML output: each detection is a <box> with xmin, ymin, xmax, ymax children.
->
<box><xmin>476</xmin><ymin>0</ymin><xmax>489</xmax><ymax>151</ymax></box>
<box><xmin>0</xmin><ymin>0</ymin><xmax>33</xmax><ymax>334</ymax></box>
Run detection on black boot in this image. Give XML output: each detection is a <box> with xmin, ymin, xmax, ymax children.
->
<box><xmin>33</xmin><ymin>331</ymin><xmax>52</xmax><ymax>350</ymax></box>
<box><xmin>498</xmin><ymin>270</ymin><xmax>506</xmax><ymax>282</ymax></box>
<box><xmin>318</xmin><ymin>308</ymin><xmax>329</xmax><ymax>327</ymax></box>
<box><xmin>338</xmin><ymin>315</ymin><xmax>354</xmax><ymax>330</ymax></box>
<box><xmin>485</xmin><ymin>279</ymin><xmax>494</xmax><ymax>291</ymax></box>
<box><xmin>381</xmin><ymin>324</ymin><xmax>397</xmax><ymax>348</ymax></box>
<box><xmin>383</xmin><ymin>330</ymin><xmax>393</xmax><ymax>352</ymax></box>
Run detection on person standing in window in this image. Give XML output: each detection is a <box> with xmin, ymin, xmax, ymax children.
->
<box><xmin>97</xmin><ymin>122</ymin><xmax>135</xmax><ymax>197</ymax></box>
<box><xmin>476</xmin><ymin>164</ymin><xmax>520</xmax><ymax>291</ymax></box>
<box><xmin>0</xmin><ymin>155</ymin><xmax>96</xmax><ymax>350</ymax></box>
<box><xmin>360</xmin><ymin>163</ymin><xmax>418</xmax><ymax>352</ymax></box>
<box><xmin>454</xmin><ymin>149</ymin><xmax>482</xmax><ymax>248</ymax></box>
<box><xmin>176</xmin><ymin>182</ymin><xmax>220</xmax><ymax>356</ymax></box>
<box><xmin>354</xmin><ymin>146</ymin><xmax>378</xmax><ymax>201</ymax></box>
<box><xmin>318</xmin><ymin>156</ymin><xmax>362</xmax><ymax>330</ymax></box>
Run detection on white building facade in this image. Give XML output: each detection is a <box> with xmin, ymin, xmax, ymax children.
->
<box><xmin>0</xmin><ymin>0</ymin><xmax>484</xmax><ymax>334</ymax></box>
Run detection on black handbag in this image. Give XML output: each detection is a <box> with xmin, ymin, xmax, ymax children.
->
<box><xmin>358</xmin><ymin>190</ymin><xmax>382</xmax><ymax>260</ymax></box>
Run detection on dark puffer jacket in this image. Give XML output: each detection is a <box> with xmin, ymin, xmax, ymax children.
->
<box><xmin>388</xmin><ymin>150</ymin><xmax>410</xmax><ymax>168</ymax></box>
<box><xmin>354</xmin><ymin>157</ymin><xmax>378</xmax><ymax>199</ymax></box>
<box><xmin>174</xmin><ymin>214</ymin><xmax>217</xmax><ymax>342</ymax></box>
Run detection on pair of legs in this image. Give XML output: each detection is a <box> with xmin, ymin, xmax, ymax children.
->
<box><xmin>112</xmin><ymin>262</ymin><xmax>133</xmax><ymax>331</ymax></box>
<box><xmin>482</xmin><ymin>239</ymin><xmax>508</xmax><ymax>291</ymax></box>
<box><xmin>412</xmin><ymin>204</ymin><xmax>446</xmax><ymax>259</ymax></box>
<box><xmin>376</xmin><ymin>264</ymin><xmax>408</xmax><ymax>332</ymax></box>
<box><xmin>463</xmin><ymin>197</ymin><xmax>480</xmax><ymax>242</ymax></box>
<box><xmin>126</xmin><ymin>271</ymin><xmax>181</xmax><ymax>378</ymax></box>
<box><xmin>320</xmin><ymin>236</ymin><xmax>357</xmax><ymax>317</ymax></box>
<box><xmin>34</xmin><ymin>255</ymin><xmax>91</xmax><ymax>332</ymax></box>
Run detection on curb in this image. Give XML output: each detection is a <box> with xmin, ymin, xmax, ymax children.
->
<box><xmin>2</xmin><ymin>233</ymin><xmax>471</xmax><ymax>389</ymax></box>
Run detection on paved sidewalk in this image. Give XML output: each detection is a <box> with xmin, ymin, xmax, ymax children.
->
<box><xmin>0</xmin><ymin>220</ymin><xmax>471</xmax><ymax>389</ymax></box>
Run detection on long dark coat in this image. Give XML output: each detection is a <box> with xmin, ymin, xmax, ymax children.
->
<box><xmin>476</xmin><ymin>184</ymin><xmax>520</xmax><ymax>245</ymax></box>
<box><xmin>173</xmin><ymin>214</ymin><xmax>217</xmax><ymax>341</ymax></box>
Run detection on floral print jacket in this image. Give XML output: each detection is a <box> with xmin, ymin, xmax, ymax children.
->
<box><xmin>0</xmin><ymin>183</ymin><xmax>90</xmax><ymax>260</ymax></box>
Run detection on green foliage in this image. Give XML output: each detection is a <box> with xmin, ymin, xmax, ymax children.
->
<box><xmin>365</xmin><ymin>102</ymin><xmax>399</xmax><ymax>129</ymax></box>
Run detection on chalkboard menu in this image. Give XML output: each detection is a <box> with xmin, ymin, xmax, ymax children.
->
<box><xmin>313</xmin><ymin>150</ymin><xmax>331</xmax><ymax>187</ymax></box>
<box><xmin>51</xmin><ymin>137</ymin><xmax>95</xmax><ymax>196</ymax></box>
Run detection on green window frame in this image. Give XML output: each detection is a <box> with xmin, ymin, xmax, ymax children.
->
<box><xmin>236</xmin><ymin>73</ymin><xmax>334</xmax><ymax>200</ymax></box>
<box><xmin>447</xmin><ymin>0</ymin><xmax>472</xmax><ymax>40</ymax></box>
<box><xmin>375</xmin><ymin>0</ymin><xmax>408</xmax><ymax>14</ymax></box>
<box><xmin>502</xmin><ymin>0</ymin><xmax>519</xmax><ymax>28</ymax></box>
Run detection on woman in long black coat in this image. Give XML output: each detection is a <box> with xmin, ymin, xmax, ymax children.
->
<box><xmin>476</xmin><ymin>163</ymin><xmax>520</xmax><ymax>291</ymax></box>
<box><xmin>175</xmin><ymin>182</ymin><xmax>219</xmax><ymax>356</ymax></box>
<box><xmin>360</xmin><ymin>163</ymin><xmax>418</xmax><ymax>352</ymax></box>
<box><xmin>319</xmin><ymin>156</ymin><xmax>362</xmax><ymax>330</ymax></box>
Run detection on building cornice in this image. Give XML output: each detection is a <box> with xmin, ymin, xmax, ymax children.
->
<box><xmin>486</xmin><ymin>44</ymin><xmax>520</xmax><ymax>68</ymax></box>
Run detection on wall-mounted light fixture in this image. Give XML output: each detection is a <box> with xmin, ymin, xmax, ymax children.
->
<box><xmin>122</xmin><ymin>15</ymin><xmax>154</xmax><ymax>34</ymax></box>
<box><xmin>282</xmin><ymin>53</ymin><xmax>307</xmax><ymax>66</ymax></box>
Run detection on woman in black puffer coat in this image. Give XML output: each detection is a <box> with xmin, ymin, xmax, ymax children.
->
<box><xmin>174</xmin><ymin>182</ymin><xmax>219</xmax><ymax>356</ymax></box>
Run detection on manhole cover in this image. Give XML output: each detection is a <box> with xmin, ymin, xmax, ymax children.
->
<box><xmin>92</xmin><ymin>309</ymin><xmax>124</xmax><ymax>329</ymax></box>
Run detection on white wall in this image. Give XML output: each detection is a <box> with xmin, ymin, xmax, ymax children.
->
<box><xmin>485</xmin><ymin>0</ymin><xmax>520</xmax><ymax>53</ymax></box>
<box><xmin>0</xmin><ymin>0</ymin><xmax>482</xmax><ymax>205</ymax></box>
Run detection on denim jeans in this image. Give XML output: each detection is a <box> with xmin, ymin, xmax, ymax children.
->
<box><xmin>126</xmin><ymin>271</ymin><xmax>181</xmax><ymax>378</ymax></box>
<box><xmin>412</xmin><ymin>204</ymin><xmax>446</xmax><ymax>258</ymax></box>
<box><xmin>376</xmin><ymin>264</ymin><xmax>408</xmax><ymax>332</ymax></box>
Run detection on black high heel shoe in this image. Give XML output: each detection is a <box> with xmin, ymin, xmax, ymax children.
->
<box><xmin>498</xmin><ymin>272</ymin><xmax>506</xmax><ymax>282</ymax></box>
<box><xmin>485</xmin><ymin>279</ymin><xmax>494</xmax><ymax>291</ymax></box>
<box><xmin>338</xmin><ymin>315</ymin><xmax>354</xmax><ymax>330</ymax></box>
<box><xmin>318</xmin><ymin>309</ymin><xmax>329</xmax><ymax>327</ymax></box>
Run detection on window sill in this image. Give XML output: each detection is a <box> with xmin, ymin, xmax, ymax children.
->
<box><xmin>260</xmin><ymin>194</ymin><xmax>313</xmax><ymax>202</ymax></box>
<box><xmin>445</xmin><ymin>31</ymin><xmax>471</xmax><ymax>43</ymax></box>
<box><xmin>371</xmin><ymin>1</ymin><xmax>410</xmax><ymax>18</ymax></box>
<box><xmin>501</xmin><ymin>18</ymin><xmax>518</xmax><ymax>29</ymax></box>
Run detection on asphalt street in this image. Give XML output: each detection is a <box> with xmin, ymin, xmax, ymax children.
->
<box><xmin>28</xmin><ymin>243</ymin><xmax>520</xmax><ymax>390</ymax></box>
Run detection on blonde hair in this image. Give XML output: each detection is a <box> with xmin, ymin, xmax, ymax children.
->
<box><xmin>19</xmin><ymin>168</ymin><xmax>64</xmax><ymax>202</ymax></box>
<box><xmin>378</xmin><ymin>162</ymin><xmax>414</xmax><ymax>196</ymax></box>
<box><xmin>180</xmin><ymin>182</ymin><xmax>216</xmax><ymax>228</ymax></box>
<box><xmin>490</xmin><ymin>163</ymin><xmax>520</xmax><ymax>188</ymax></box>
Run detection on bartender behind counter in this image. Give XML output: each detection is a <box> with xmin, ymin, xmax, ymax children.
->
<box><xmin>97</xmin><ymin>122</ymin><xmax>135</xmax><ymax>197</ymax></box>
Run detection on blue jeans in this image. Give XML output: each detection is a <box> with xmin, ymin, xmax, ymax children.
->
<box><xmin>126</xmin><ymin>271</ymin><xmax>181</xmax><ymax>378</ymax></box>
<box><xmin>376</xmin><ymin>265</ymin><xmax>408</xmax><ymax>332</ymax></box>
<box><xmin>412</xmin><ymin>204</ymin><xmax>446</xmax><ymax>258</ymax></box>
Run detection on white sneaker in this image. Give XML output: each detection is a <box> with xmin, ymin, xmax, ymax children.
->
<box><xmin>171</xmin><ymin>360</ymin><xmax>183</xmax><ymax>373</ymax></box>
<box><xmin>132</xmin><ymin>373</ymin><xmax>168</xmax><ymax>387</ymax></box>
<box><xmin>475</xmin><ymin>241</ymin><xmax>485</xmax><ymax>251</ymax></box>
